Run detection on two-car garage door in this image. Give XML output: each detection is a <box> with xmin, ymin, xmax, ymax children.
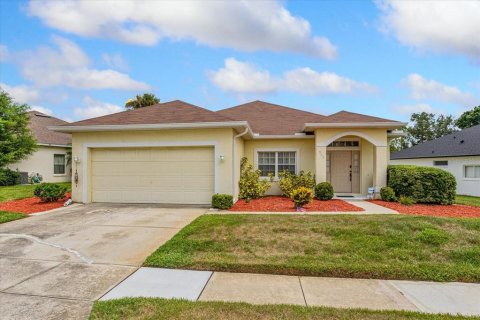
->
<box><xmin>90</xmin><ymin>147</ymin><xmax>214</xmax><ymax>205</ymax></box>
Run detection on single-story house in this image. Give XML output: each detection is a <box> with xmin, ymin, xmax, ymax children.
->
<box><xmin>50</xmin><ymin>100</ymin><xmax>404</xmax><ymax>205</ymax></box>
<box><xmin>390</xmin><ymin>124</ymin><xmax>480</xmax><ymax>197</ymax></box>
<box><xmin>9</xmin><ymin>111</ymin><xmax>72</xmax><ymax>183</ymax></box>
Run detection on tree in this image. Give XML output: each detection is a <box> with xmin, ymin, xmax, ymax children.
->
<box><xmin>0</xmin><ymin>91</ymin><xmax>37</xmax><ymax>167</ymax></box>
<box><xmin>125</xmin><ymin>93</ymin><xmax>160</xmax><ymax>110</ymax></box>
<box><xmin>456</xmin><ymin>106</ymin><xmax>480</xmax><ymax>129</ymax></box>
<box><xmin>433</xmin><ymin>114</ymin><xmax>456</xmax><ymax>139</ymax></box>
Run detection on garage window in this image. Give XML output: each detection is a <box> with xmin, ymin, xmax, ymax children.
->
<box><xmin>54</xmin><ymin>154</ymin><xmax>66</xmax><ymax>175</ymax></box>
<box><xmin>464</xmin><ymin>165</ymin><xmax>480</xmax><ymax>179</ymax></box>
<box><xmin>257</xmin><ymin>151</ymin><xmax>297</xmax><ymax>177</ymax></box>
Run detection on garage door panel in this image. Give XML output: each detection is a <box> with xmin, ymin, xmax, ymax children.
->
<box><xmin>91</xmin><ymin>147</ymin><xmax>214</xmax><ymax>204</ymax></box>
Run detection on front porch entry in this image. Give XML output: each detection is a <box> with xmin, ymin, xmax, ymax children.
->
<box><xmin>326</xmin><ymin>140</ymin><xmax>361</xmax><ymax>194</ymax></box>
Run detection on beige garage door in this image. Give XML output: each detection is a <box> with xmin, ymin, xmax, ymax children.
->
<box><xmin>91</xmin><ymin>147</ymin><xmax>214</xmax><ymax>204</ymax></box>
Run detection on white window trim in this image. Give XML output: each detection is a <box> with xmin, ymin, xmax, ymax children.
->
<box><xmin>82</xmin><ymin>141</ymin><xmax>219</xmax><ymax>203</ymax></box>
<box><xmin>254</xmin><ymin>148</ymin><xmax>300</xmax><ymax>180</ymax></box>
<box><xmin>463</xmin><ymin>164</ymin><xmax>480</xmax><ymax>180</ymax></box>
<box><xmin>53</xmin><ymin>154</ymin><xmax>67</xmax><ymax>176</ymax></box>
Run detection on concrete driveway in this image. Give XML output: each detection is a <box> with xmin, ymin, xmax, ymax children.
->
<box><xmin>0</xmin><ymin>203</ymin><xmax>205</xmax><ymax>320</ymax></box>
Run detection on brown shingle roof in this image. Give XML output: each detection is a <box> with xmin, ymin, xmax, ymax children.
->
<box><xmin>64</xmin><ymin>100</ymin><xmax>234</xmax><ymax>127</ymax></box>
<box><xmin>316</xmin><ymin>110</ymin><xmax>399</xmax><ymax>123</ymax></box>
<box><xmin>216</xmin><ymin>100</ymin><xmax>326</xmax><ymax>135</ymax></box>
<box><xmin>28</xmin><ymin>111</ymin><xmax>71</xmax><ymax>145</ymax></box>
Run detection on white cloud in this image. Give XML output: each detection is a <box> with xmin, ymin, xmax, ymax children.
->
<box><xmin>27</xmin><ymin>0</ymin><xmax>337</xmax><ymax>59</ymax></box>
<box><xmin>391</xmin><ymin>103</ymin><xmax>443</xmax><ymax>115</ymax></box>
<box><xmin>406</xmin><ymin>73</ymin><xmax>476</xmax><ymax>106</ymax></box>
<box><xmin>0</xmin><ymin>83</ymin><xmax>40</xmax><ymax>104</ymax></box>
<box><xmin>30</xmin><ymin>106</ymin><xmax>54</xmax><ymax>116</ymax></box>
<box><xmin>17</xmin><ymin>36</ymin><xmax>149</xmax><ymax>90</ymax></box>
<box><xmin>73</xmin><ymin>96</ymin><xmax>123</xmax><ymax>119</ymax></box>
<box><xmin>377</xmin><ymin>0</ymin><xmax>480</xmax><ymax>61</ymax></box>
<box><xmin>0</xmin><ymin>45</ymin><xmax>8</xmax><ymax>62</ymax></box>
<box><xmin>102</xmin><ymin>53</ymin><xmax>129</xmax><ymax>71</ymax></box>
<box><xmin>209</xmin><ymin>58</ymin><xmax>375</xmax><ymax>95</ymax></box>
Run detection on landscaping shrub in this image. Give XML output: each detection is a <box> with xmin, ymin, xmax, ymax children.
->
<box><xmin>388</xmin><ymin>165</ymin><xmax>456</xmax><ymax>204</ymax></box>
<box><xmin>278</xmin><ymin>170</ymin><xmax>315</xmax><ymax>197</ymax></box>
<box><xmin>399</xmin><ymin>195</ymin><xmax>416</xmax><ymax>206</ymax></box>
<box><xmin>34</xmin><ymin>183</ymin><xmax>67</xmax><ymax>202</ymax></box>
<box><xmin>0</xmin><ymin>168</ymin><xmax>20</xmax><ymax>186</ymax></box>
<box><xmin>291</xmin><ymin>187</ymin><xmax>313</xmax><ymax>208</ymax></box>
<box><xmin>314</xmin><ymin>182</ymin><xmax>334</xmax><ymax>200</ymax></box>
<box><xmin>212</xmin><ymin>194</ymin><xmax>233</xmax><ymax>210</ymax></box>
<box><xmin>238</xmin><ymin>157</ymin><xmax>271</xmax><ymax>202</ymax></box>
<box><xmin>380</xmin><ymin>187</ymin><xmax>396</xmax><ymax>202</ymax></box>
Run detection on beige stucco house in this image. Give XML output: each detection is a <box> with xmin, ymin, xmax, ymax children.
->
<box><xmin>9</xmin><ymin>111</ymin><xmax>71</xmax><ymax>183</ymax></box>
<box><xmin>50</xmin><ymin>100</ymin><xmax>404</xmax><ymax>205</ymax></box>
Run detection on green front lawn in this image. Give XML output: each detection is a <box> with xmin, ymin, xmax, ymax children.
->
<box><xmin>144</xmin><ymin>214</ymin><xmax>480</xmax><ymax>282</ymax></box>
<box><xmin>456</xmin><ymin>195</ymin><xmax>480</xmax><ymax>207</ymax></box>
<box><xmin>0</xmin><ymin>182</ymin><xmax>71</xmax><ymax>202</ymax></box>
<box><xmin>89</xmin><ymin>298</ymin><xmax>476</xmax><ymax>320</ymax></box>
<box><xmin>0</xmin><ymin>211</ymin><xmax>26</xmax><ymax>224</ymax></box>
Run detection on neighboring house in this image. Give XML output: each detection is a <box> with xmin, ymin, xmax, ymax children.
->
<box><xmin>9</xmin><ymin>111</ymin><xmax>72</xmax><ymax>183</ymax></box>
<box><xmin>390</xmin><ymin>125</ymin><xmax>480</xmax><ymax>197</ymax></box>
<box><xmin>50</xmin><ymin>100</ymin><xmax>404</xmax><ymax>205</ymax></box>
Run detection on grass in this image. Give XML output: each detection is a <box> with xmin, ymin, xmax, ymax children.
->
<box><xmin>0</xmin><ymin>211</ymin><xmax>26</xmax><ymax>224</ymax></box>
<box><xmin>456</xmin><ymin>195</ymin><xmax>480</xmax><ymax>207</ymax></box>
<box><xmin>144</xmin><ymin>214</ymin><xmax>480</xmax><ymax>283</ymax></box>
<box><xmin>0</xmin><ymin>182</ymin><xmax>71</xmax><ymax>202</ymax></box>
<box><xmin>89</xmin><ymin>298</ymin><xmax>478</xmax><ymax>320</ymax></box>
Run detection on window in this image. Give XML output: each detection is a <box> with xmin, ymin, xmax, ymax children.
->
<box><xmin>54</xmin><ymin>154</ymin><xmax>66</xmax><ymax>175</ymax></box>
<box><xmin>434</xmin><ymin>160</ymin><xmax>448</xmax><ymax>166</ymax></box>
<box><xmin>464</xmin><ymin>165</ymin><xmax>480</xmax><ymax>179</ymax></box>
<box><xmin>257</xmin><ymin>151</ymin><xmax>296</xmax><ymax>177</ymax></box>
<box><xmin>328</xmin><ymin>140</ymin><xmax>359</xmax><ymax>147</ymax></box>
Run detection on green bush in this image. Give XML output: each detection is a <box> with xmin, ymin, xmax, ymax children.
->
<box><xmin>388</xmin><ymin>165</ymin><xmax>456</xmax><ymax>205</ymax></box>
<box><xmin>238</xmin><ymin>157</ymin><xmax>271</xmax><ymax>202</ymax></box>
<box><xmin>291</xmin><ymin>187</ymin><xmax>313</xmax><ymax>208</ymax></box>
<box><xmin>34</xmin><ymin>183</ymin><xmax>67</xmax><ymax>202</ymax></box>
<box><xmin>380</xmin><ymin>187</ymin><xmax>396</xmax><ymax>202</ymax></box>
<box><xmin>0</xmin><ymin>168</ymin><xmax>20</xmax><ymax>186</ymax></box>
<box><xmin>212</xmin><ymin>194</ymin><xmax>233</xmax><ymax>210</ymax></box>
<box><xmin>314</xmin><ymin>182</ymin><xmax>334</xmax><ymax>200</ymax></box>
<box><xmin>278</xmin><ymin>170</ymin><xmax>315</xmax><ymax>197</ymax></box>
<box><xmin>399</xmin><ymin>195</ymin><xmax>416</xmax><ymax>206</ymax></box>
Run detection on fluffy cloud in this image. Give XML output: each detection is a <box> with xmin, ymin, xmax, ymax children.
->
<box><xmin>27</xmin><ymin>0</ymin><xmax>337</xmax><ymax>59</ymax></box>
<box><xmin>209</xmin><ymin>58</ymin><xmax>375</xmax><ymax>95</ymax></box>
<box><xmin>16</xmin><ymin>36</ymin><xmax>149</xmax><ymax>90</ymax></box>
<box><xmin>391</xmin><ymin>103</ymin><xmax>443</xmax><ymax>115</ymax></box>
<box><xmin>0</xmin><ymin>83</ymin><xmax>40</xmax><ymax>104</ymax></box>
<box><xmin>73</xmin><ymin>96</ymin><xmax>123</xmax><ymax>119</ymax></box>
<box><xmin>377</xmin><ymin>0</ymin><xmax>480</xmax><ymax>60</ymax></box>
<box><xmin>30</xmin><ymin>106</ymin><xmax>54</xmax><ymax>116</ymax></box>
<box><xmin>406</xmin><ymin>74</ymin><xmax>476</xmax><ymax>106</ymax></box>
<box><xmin>102</xmin><ymin>53</ymin><xmax>129</xmax><ymax>71</ymax></box>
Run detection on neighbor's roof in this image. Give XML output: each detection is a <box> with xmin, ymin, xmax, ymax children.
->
<box><xmin>63</xmin><ymin>100</ymin><xmax>234</xmax><ymax>126</ymax></box>
<box><xmin>216</xmin><ymin>100</ymin><xmax>326</xmax><ymax>135</ymax></box>
<box><xmin>391</xmin><ymin>125</ymin><xmax>480</xmax><ymax>159</ymax></box>
<box><xmin>28</xmin><ymin>111</ymin><xmax>71</xmax><ymax>146</ymax></box>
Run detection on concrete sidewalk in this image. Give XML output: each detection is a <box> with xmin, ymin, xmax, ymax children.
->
<box><xmin>101</xmin><ymin>268</ymin><xmax>480</xmax><ymax>316</ymax></box>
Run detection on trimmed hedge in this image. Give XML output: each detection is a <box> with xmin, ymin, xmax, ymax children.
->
<box><xmin>34</xmin><ymin>183</ymin><xmax>67</xmax><ymax>202</ymax></box>
<box><xmin>0</xmin><ymin>168</ymin><xmax>20</xmax><ymax>186</ymax></box>
<box><xmin>387</xmin><ymin>165</ymin><xmax>456</xmax><ymax>205</ymax></box>
<box><xmin>380</xmin><ymin>187</ymin><xmax>396</xmax><ymax>202</ymax></box>
<box><xmin>314</xmin><ymin>182</ymin><xmax>334</xmax><ymax>200</ymax></box>
<box><xmin>212</xmin><ymin>194</ymin><xmax>233</xmax><ymax>210</ymax></box>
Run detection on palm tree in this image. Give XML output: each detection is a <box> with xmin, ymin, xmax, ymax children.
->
<box><xmin>125</xmin><ymin>93</ymin><xmax>160</xmax><ymax>110</ymax></box>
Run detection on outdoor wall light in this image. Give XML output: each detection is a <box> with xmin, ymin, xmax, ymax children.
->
<box><xmin>219</xmin><ymin>155</ymin><xmax>225</xmax><ymax>161</ymax></box>
<box><xmin>73</xmin><ymin>156</ymin><xmax>80</xmax><ymax>163</ymax></box>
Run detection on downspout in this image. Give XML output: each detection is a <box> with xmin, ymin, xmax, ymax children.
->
<box><xmin>232</xmin><ymin>127</ymin><xmax>249</xmax><ymax>201</ymax></box>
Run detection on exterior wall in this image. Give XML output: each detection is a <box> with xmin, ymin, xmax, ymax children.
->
<box><xmin>360</xmin><ymin>138</ymin><xmax>374</xmax><ymax>194</ymax></box>
<box><xmin>71</xmin><ymin>128</ymin><xmax>235</xmax><ymax>203</ymax></box>
<box><xmin>233</xmin><ymin>135</ymin><xmax>245</xmax><ymax>200</ymax></box>
<box><xmin>390</xmin><ymin>156</ymin><xmax>480</xmax><ymax>197</ymax></box>
<box><xmin>243</xmin><ymin>138</ymin><xmax>315</xmax><ymax>195</ymax></box>
<box><xmin>8</xmin><ymin>145</ymin><xmax>71</xmax><ymax>183</ymax></box>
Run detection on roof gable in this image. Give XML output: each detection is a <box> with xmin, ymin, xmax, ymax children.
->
<box><xmin>216</xmin><ymin>100</ymin><xmax>325</xmax><ymax>135</ymax></box>
<box><xmin>391</xmin><ymin>125</ymin><xmax>480</xmax><ymax>159</ymax></box>
<box><xmin>28</xmin><ymin>111</ymin><xmax>71</xmax><ymax>145</ymax></box>
<box><xmin>65</xmin><ymin>100</ymin><xmax>234</xmax><ymax>127</ymax></box>
<box><xmin>318</xmin><ymin>110</ymin><xmax>399</xmax><ymax>123</ymax></box>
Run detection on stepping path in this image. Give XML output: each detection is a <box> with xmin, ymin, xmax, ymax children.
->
<box><xmin>101</xmin><ymin>267</ymin><xmax>480</xmax><ymax>317</ymax></box>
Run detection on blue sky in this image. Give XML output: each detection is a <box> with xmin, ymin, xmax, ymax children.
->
<box><xmin>0</xmin><ymin>0</ymin><xmax>479</xmax><ymax>122</ymax></box>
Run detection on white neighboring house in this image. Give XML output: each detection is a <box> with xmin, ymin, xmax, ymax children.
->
<box><xmin>8</xmin><ymin>111</ymin><xmax>72</xmax><ymax>183</ymax></box>
<box><xmin>390</xmin><ymin>125</ymin><xmax>480</xmax><ymax>197</ymax></box>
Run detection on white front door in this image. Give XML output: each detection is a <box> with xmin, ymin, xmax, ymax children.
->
<box><xmin>330</xmin><ymin>151</ymin><xmax>352</xmax><ymax>193</ymax></box>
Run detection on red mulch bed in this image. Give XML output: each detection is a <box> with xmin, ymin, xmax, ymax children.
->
<box><xmin>230</xmin><ymin>196</ymin><xmax>364</xmax><ymax>212</ymax></box>
<box><xmin>369</xmin><ymin>200</ymin><xmax>480</xmax><ymax>218</ymax></box>
<box><xmin>0</xmin><ymin>193</ymin><xmax>71</xmax><ymax>214</ymax></box>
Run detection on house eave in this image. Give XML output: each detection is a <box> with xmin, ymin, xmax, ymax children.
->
<box><xmin>252</xmin><ymin>134</ymin><xmax>314</xmax><ymax>140</ymax></box>
<box><xmin>37</xmin><ymin>143</ymin><xmax>72</xmax><ymax>148</ymax></box>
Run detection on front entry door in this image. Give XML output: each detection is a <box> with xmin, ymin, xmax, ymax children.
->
<box><xmin>330</xmin><ymin>151</ymin><xmax>352</xmax><ymax>193</ymax></box>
